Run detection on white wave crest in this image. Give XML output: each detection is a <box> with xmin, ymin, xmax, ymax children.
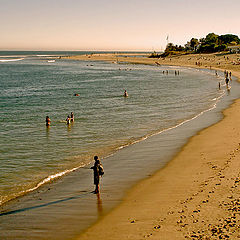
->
<box><xmin>0</xmin><ymin>58</ymin><xmax>24</xmax><ymax>62</ymax></box>
<box><xmin>26</xmin><ymin>166</ymin><xmax>83</xmax><ymax>193</ymax></box>
<box><xmin>0</xmin><ymin>163</ymin><xmax>87</xmax><ymax>206</ymax></box>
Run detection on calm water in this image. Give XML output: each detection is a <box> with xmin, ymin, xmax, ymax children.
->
<box><xmin>0</xmin><ymin>51</ymin><xmax>229</xmax><ymax>205</ymax></box>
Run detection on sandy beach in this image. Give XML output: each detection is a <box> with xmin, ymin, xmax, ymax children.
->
<box><xmin>1</xmin><ymin>1</ymin><xmax>240</xmax><ymax>239</ymax></box>
<box><xmin>71</xmin><ymin>53</ymin><xmax>240</xmax><ymax>240</ymax></box>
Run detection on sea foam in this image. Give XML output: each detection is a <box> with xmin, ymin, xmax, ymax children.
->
<box><xmin>0</xmin><ymin>58</ymin><xmax>24</xmax><ymax>62</ymax></box>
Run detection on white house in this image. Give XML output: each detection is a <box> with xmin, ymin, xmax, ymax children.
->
<box><xmin>228</xmin><ymin>45</ymin><xmax>240</xmax><ymax>53</ymax></box>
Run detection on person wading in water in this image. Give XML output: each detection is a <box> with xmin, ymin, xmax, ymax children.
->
<box><xmin>46</xmin><ymin>116</ymin><xmax>51</xmax><ymax>126</ymax></box>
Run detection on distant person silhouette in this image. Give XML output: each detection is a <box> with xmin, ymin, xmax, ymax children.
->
<box><xmin>46</xmin><ymin>116</ymin><xmax>51</xmax><ymax>126</ymax></box>
<box><xmin>66</xmin><ymin>115</ymin><xmax>71</xmax><ymax>125</ymax></box>
<box><xmin>70</xmin><ymin>112</ymin><xmax>74</xmax><ymax>122</ymax></box>
<box><xmin>91</xmin><ymin>156</ymin><xmax>104</xmax><ymax>193</ymax></box>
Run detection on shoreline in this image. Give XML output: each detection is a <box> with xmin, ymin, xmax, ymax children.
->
<box><xmin>74</xmin><ymin>53</ymin><xmax>240</xmax><ymax>239</ymax></box>
<box><xmin>0</xmin><ymin>56</ymin><xmax>222</xmax><ymax>208</ymax></box>
<box><xmin>66</xmin><ymin>52</ymin><xmax>240</xmax><ymax>78</ymax></box>
<box><xmin>0</xmin><ymin>52</ymin><xmax>239</xmax><ymax>239</ymax></box>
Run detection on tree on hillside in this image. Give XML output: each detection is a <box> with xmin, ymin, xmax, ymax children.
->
<box><xmin>198</xmin><ymin>43</ymin><xmax>217</xmax><ymax>53</ymax></box>
<box><xmin>205</xmin><ymin>33</ymin><xmax>219</xmax><ymax>44</ymax></box>
<box><xmin>158</xmin><ymin>32</ymin><xmax>240</xmax><ymax>57</ymax></box>
<box><xmin>190</xmin><ymin>38</ymin><xmax>199</xmax><ymax>51</ymax></box>
<box><xmin>165</xmin><ymin>43</ymin><xmax>185</xmax><ymax>52</ymax></box>
<box><xmin>197</xmin><ymin>33</ymin><xmax>226</xmax><ymax>53</ymax></box>
<box><xmin>165</xmin><ymin>43</ymin><xmax>175</xmax><ymax>51</ymax></box>
<box><xmin>218</xmin><ymin>34</ymin><xmax>240</xmax><ymax>45</ymax></box>
<box><xmin>199</xmin><ymin>38</ymin><xmax>205</xmax><ymax>43</ymax></box>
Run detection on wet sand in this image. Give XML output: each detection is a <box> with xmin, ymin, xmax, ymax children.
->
<box><xmin>74</xmin><ymin>53</ymin><xmax>240</xmax><ymax>240</ymax></box>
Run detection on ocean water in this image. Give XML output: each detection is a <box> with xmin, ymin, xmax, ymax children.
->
<box><xmin>0</xmin><ymin>51</ymin><xmax>231</xmax><ymax>206</ymax></box>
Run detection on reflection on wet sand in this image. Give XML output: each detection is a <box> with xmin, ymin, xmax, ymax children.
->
<box><xmin>96</xmin><ymin>193</ymin><xmax>103</xmax><ymax>215</ymax></box>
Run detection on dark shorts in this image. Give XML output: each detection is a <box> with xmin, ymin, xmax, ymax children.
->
<box><xmin>94</xmin><ymin>175</ymin><xmax>99</xmax><ymax>185</ymax></box>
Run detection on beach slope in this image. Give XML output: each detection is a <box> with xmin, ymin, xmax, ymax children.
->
<box><xmin>75</xmin><ymin>53</ymin><xmax>240</xmax><ymax>240</ymax></box>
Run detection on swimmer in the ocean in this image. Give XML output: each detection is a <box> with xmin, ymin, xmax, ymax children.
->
<box><xmin>66</xmin><ymin>115</ymin><xmax>71</xmax><ymax>125</ymax></box>
<box><xmin>46</xmin><ymin>116</ymin><xmax>51</xmax><ymax>126</ymax></box>
<box><xmin>70</xmin><ymin>112</ymin><xmax>74</xmax><ymax>122</ymax></box>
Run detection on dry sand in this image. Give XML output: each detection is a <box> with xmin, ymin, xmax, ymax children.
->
<box><xmin>72</xmin><ymin>53</ymin><xmax>240</xmax><ymax>240</ymax></box>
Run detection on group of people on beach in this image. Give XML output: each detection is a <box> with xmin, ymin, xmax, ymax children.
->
<box><xmin>224</xmin><ymin>70</ymin><xmax>232</xmax><ymax>88</ymax></box>
<box><xmin>45</xmin><ymin>112</ymin><xmax>74</xmax><ymax>126</ymax></box>
<box><xmin>195</xmin><ymin>61</ymin><xmax>203</xmax><ymax>66</ymax></box>
<box><xmin>217</xmin><ymin>70</ymin><xmax>232</xmax><ymax>90</ymax></box>
<box><xmin>162</xmin><ymin>70</ymin><xmax>180</xmax><ymax>75</ymax></box>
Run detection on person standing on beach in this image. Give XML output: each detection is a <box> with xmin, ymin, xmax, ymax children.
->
<box><xmin>46</xmin><ymin>116</ymin><xmax>51</xmax><ymax>126</ymax></box>
<box><xmin>91</xmin><ymin>156</ymin><xmax>104</xmax><ymax>193</ymax></box>
<box><xmin>124</xmin><ymin>90</ymin><xmax>128</xmax><ymax>97</ymax></box>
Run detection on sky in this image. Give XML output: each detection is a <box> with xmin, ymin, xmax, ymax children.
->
<box><xmin>1</xmin><ymin>0</ymin><xmax>240</xmax><ymax>51</ymax></box>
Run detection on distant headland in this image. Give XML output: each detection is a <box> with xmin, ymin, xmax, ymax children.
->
<box><xmin>150</xmin><ymin>33</ymin><xmax>240</xmax><ymax>58</ymax></box>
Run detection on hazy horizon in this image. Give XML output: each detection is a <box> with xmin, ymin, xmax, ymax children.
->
<box><xmin>1</xmin><ymin>0</ymin><xmax>240</xmax><ymax>51</ymax></box>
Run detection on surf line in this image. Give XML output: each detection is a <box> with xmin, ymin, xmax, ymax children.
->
<box><xmin>117</xmin><ymin>91</ymin><xmax>226</xmax><ymax>152</ymax></box>
<box><xmin>0</xmin><ymin>164</ymin><xmax>87</xmax><ymax>206</ymax></box>
<box><xmin>0</xmin><ymin>58</ymin><xmax>24</xmax><ymax>62</ymax></box>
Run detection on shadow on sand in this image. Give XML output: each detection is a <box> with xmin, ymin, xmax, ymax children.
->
<box><xmin>0</xmin><ymin>191</ymin><xmax>93</xmax><ymax>217</ymax></box>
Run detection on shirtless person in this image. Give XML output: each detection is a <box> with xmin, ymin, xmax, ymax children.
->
<box><xmin>46</xmin><ymin>116</ymin><xmax>51</xmax><ymax>126</ymax></box>
<box><xmin>70</xmin><ymin>112</ymin><xmax>74</xmax><ymax>122</ymax></box>
<box><xmin>66</xmin><ymin>115</ymin><xmax>71</xmax><ymax>125</ymax></box>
